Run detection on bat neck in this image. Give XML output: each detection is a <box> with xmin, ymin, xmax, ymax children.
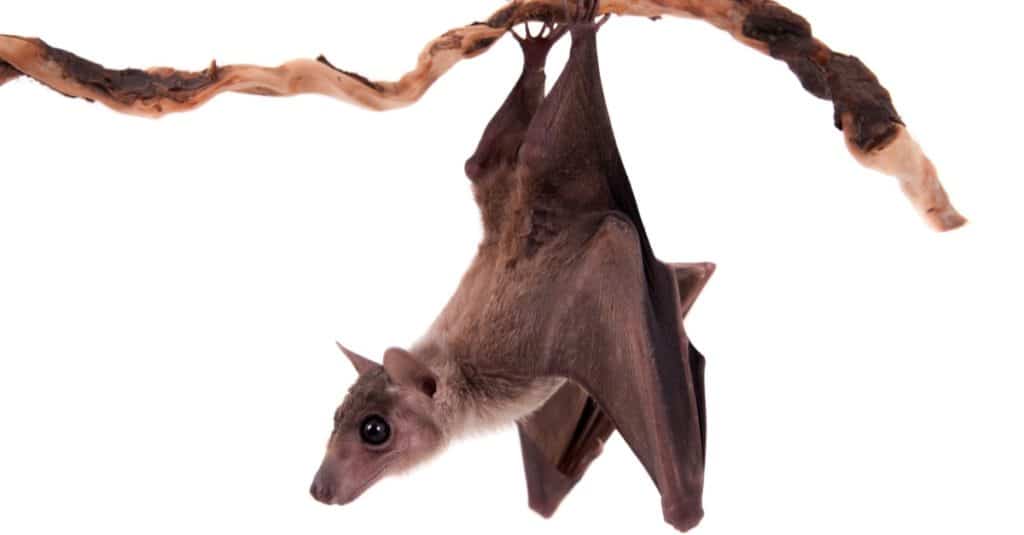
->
<box><xmin>412</xmin><ymin>334</ymin><xmax>553</xmax><ymax>440</ymax></box>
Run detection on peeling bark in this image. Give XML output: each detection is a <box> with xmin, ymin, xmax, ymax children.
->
<box><xmin>734</xmin><ymin>1</ymin><xmax>964</xmax><ymax>230</ymax></box>
<box><xmin>740</xmin><ymin>2</ymin><xmax>903</xmax><ymax>153</ymax></box>
<box><xmin>0</xmin><ymin>0</ymin><xmax>965</xmax><ymax>231</ymax></box>
<box><xmin>44</xmin><ymin>42</ymin><xmax>221</xmax><ymax>106</ymax></box>
<box><xmin>0</xmin><ymin>25</ymin><xmax>505</xmax><ymax>114</ymax></box>
<box><xmin>0</xmin><ymin>60</ymin><xmax>21</xmax><ymax>86</ymax></box>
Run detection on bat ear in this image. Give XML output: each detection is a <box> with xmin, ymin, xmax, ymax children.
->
<box><xmin>336</xmin><ymin>342</ymin><xmax>380</xmax><ymax>375</ymax></box>
<box><xmin>383</xmin><ymin>347</ymin><xmax>438</xmax><ymax>398</ymax></box>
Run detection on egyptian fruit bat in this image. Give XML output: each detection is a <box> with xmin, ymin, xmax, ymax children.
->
<box><xmin>310</xmin><ymin>2</ymin><xmax>709</xmax><ymax>531</ymax></box>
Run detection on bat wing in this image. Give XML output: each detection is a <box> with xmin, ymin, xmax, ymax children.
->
<box><xmin>524</xmin><ymin>219</ymin><xmax>710</xmax><ymax>531</ymax></box>
<box><xmin>517</xmin><ymin>262</ymin><xmax>714</xmax><ymax>518</ymax></box>
<box><xmin>517</xmin><ymin>381</ymin><xmax>614</xmax><ymax>517</ymax></box>
<box><xmin>668</xmin><ymin>263</ymin><xmax>715</xmax><ymax>462</ymax></box>
<box><xmin>507</xmin><ymin>16</ymin><xmax>710</xmax><ymax>529</ymax></box>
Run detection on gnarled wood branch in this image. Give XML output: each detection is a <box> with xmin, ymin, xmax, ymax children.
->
<box><xmin>0</xmin><ymin>0</ymin><xmax>965</xmax><ymax>231</ymax></box>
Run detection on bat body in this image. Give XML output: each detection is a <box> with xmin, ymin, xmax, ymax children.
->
<box><xmin>312</xmin><ymin>3</ymin><xmax>710</xmax><ymax>531</ymax></box>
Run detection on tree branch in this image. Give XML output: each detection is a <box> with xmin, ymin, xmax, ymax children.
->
<box><xmin>0</xmin><ymin>0</ymin><xmax>966</xmax><ymax>231</ymax></box>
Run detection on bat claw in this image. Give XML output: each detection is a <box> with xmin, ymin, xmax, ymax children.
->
<box><xmin>538</xmin><ymin>21</ymin><xmax>553</xmax><ymax>39</ymax></box>
<box><xmin>561</xmin><ymin>0</ymin><xmax>609</xmax><ymax>32</ymax></box>
<box><xmin>568</xmin><ymin>0</ymin><xmax>595</xmax><ymax>21</ymax></box>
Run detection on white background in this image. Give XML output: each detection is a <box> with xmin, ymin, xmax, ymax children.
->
<box><xmin>2</xmin><ymin>1</ymin><xmax>1021</xmax><ymax>534</ymax></box>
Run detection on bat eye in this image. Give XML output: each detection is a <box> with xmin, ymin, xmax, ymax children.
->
<box><xmin>359</xmin><ymin>415</ymin><xmax>391</xmax><ymax>446</ymax></box>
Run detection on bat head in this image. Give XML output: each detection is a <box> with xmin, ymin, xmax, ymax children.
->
<box><xmin>310</xmin><ymin>343</ymin><xmax>444</xmax><ymax>505</ymax></box>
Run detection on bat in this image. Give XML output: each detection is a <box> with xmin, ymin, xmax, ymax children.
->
<box><xmin>310</xmin><ymin>2</ymin><xmax>710</xmax><ymax>531</ymax></box>
<box><xmin>0</xmin><ymin>0</ymin><xmax>965</xmax><ymax>232</ymax></box>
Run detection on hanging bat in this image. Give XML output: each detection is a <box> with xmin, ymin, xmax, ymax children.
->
<box><xmin>0</xmin><ymin>0</ymin><xmax>966</xmax><ymax>231</ymax></box>
<box><xmin>309</xmin><ymin>2</ymin><xmax>708</xmax><ymax>531</ymax></box>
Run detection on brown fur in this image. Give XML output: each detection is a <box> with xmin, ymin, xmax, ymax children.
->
<box><xmin>0</xmin><ymin>60</ymin><xmax>20</xmax><ymax>86</ymax></box>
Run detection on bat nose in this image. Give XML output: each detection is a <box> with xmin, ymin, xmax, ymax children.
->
<box><xmin>310</xmin><ymin>478</ymin><xmax>336</xmax><ymax>504</ymax></box>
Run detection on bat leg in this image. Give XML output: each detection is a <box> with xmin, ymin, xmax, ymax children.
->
<box><xmin>464</xmin><ymin>16</ymin><xmax>566</xmax><ymax>183</ymax></box>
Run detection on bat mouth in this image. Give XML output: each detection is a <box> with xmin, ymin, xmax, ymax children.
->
<box><xmin>325</xmin><ymin>465</ymin><xmax>389</xmax><ymax>506</ymax></box>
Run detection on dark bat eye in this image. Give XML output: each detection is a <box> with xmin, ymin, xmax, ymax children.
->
<box><xmin>359</xmin><ymin>415</ymin><xmax>391</xmax><ymax>446</ymax></box>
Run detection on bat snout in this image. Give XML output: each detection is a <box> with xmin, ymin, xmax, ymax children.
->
<box><xmin>309</xmin><ymin>476</ymin><xmax>337</xmax><ymax>505</ymax></box>
<box><xmin>310</xmin><ymin>462</ymin><xmax>368</xmax><ymax>506</ymax></box>
<box><xmin>310</xmin><ymin>463</ymin><xmax>349</xmax><ymax>505</ymax></box>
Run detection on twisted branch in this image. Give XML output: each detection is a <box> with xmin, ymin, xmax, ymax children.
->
<box><xmin>0</xmin><ymin>0</ymin><xmax>966</xmax><ymax>231</ymax></box>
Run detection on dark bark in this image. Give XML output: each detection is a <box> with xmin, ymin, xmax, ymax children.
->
<box><xmin>743</xmin><ymin>3</ymin><xmax>903</xmax><ymax>152</ymax></box>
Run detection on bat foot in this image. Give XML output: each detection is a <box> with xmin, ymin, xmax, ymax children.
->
<box><xmin>662</xmin><ymin>498</ymin><xmax>704</xmax><ymax>532</ymax></box>
<box><xmin>511</xmin><ymin>20</ymin><xmax>568</xmax><ymax>67</ymax></box>
<box><xmin>561</xmin><ymin>0</ymin><xmax>610</xmax><ymax>30</ymax></box>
